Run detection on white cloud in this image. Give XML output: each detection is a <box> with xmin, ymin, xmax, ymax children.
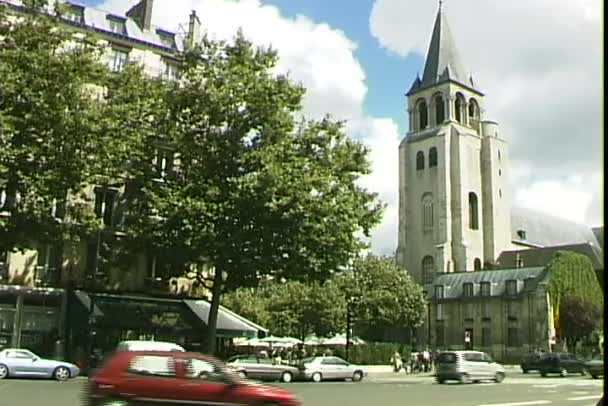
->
<box><xmin>370</xmin><ymin>0</ymin><xmax>602</xmax><ymax>230</ymax></box>
<box><xmin>99</xmin><ymin>0</ymin><xmax>401</xmax><ymax>255</ymax></box>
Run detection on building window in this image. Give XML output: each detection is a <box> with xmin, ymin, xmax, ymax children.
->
<box><xmin>468</xmin><ymin>192</ymin><xmax>479</xmax><ymax>230</ymax></box>
<box><xmin>429</xmin><ymin>147</ymin><xmax>438</xmax><ymax>168</ymax></box>
<box><xmin>473</xmin><ymin>258</ymin><xmax>482</xmax><ymax>271</ymax></box>
<box><xmin>154</xmin><ymin>149</ymin><xmax>175</xmax><ymax>179</ymax></box>
<box><xmin>50</xmin><ymin>196</ymin><xmax>67</xmax><ymax>220</ymax></box>
<box><xmin>455</xmin><ymin>93</ymin><xmax>466</xmax><ymax>124</ymax></box>
<box><xmin>94</xmin><ymin>187</ymin><xmax>118</xmax><ymax>226</ymax></box>
<box><xmin>468</xmin><ymin>98</ymin><xmax>479</xmax><ymax>128</ymax></box>
<box><xmin>436</xmin><ymin>303</ymin><xmax>444</xmax><ymax>320</ymax></box>
<box><xmin>107</xmin><ymin>16</ymin><xmax>127</xmax><ymax>35</ymax></box>
<box><xmin>523</xmin><ymin>277</ymin><xmax>535</xmax><ymax>290</ymax></box>
<box><xmin>434</xmin><ymin>94</ymin><xmax>445</xmax><ymax>124</ymax></box>
<box><xmin>481</xmin><ymin>326</ymin><xmax>492</xmax><ymax>347</ymax></box>
<box><xmin>422</xmin><ymin>256</ymin><xmax>435</xmax><ymax>283</ymax></box>
<box><xmin>434</xmin><ymin>284</ymin><xmax>444</xmax><ymax>299</ymax></box>
<box><xmin>109</xmin><ymin>48</ymin><xmax>129</xmax><ymax>72</ymax></box>
<box><xmin>464</xmin><ymin>328</ymin><xmax>473</xmax><ymax>349</ymax></box>
<box><xmin>417</xmin><ymin>99</ymin><xmax>428</xmax><ymax>130</ymax></box>
<box><xmin>157</xmin><ymin>29</ymin><xmax>176</xmax><ymax>49</ymax></box>
<box><xmin>463</xmin><ymin>282</ymin><xmax>474</xmax><ymax>297</ymax></box>
<box><xmin>162</xmin><ymin>59</ymin><xmax>180</xmax><ymax>81</ymax></box>
<box><xmin>480</xmin><ymin>281</ymin><xmax>491</xmax><ymax>297</ymax></box>
<box><xmin>506</xmin><ymin>279</ymin><xmax>518</xmax><ymax>296</ymax></box>
<box><xmin>35</xmin><ymin>244</ymin><xmax>61</xmax><ymax>286</ymax></box>
<box><xmin>481</xmin><ymin>302</ymin><xmax>490</xmax><ymax>318</ymax></box>
<box><xmin>464</xmin><ymin>302</ymin><xmax>474</xmax><ymax>318</ymax></box>
<box><xmin>507</xmin><ymin>300</ymin><xmax>519</xmax><ymax>319</ymax></box>
<box><xmin>435</xmin><ymin>320</ymin><xmax>445</xmax><ymax>346</ymax></box>
<box><xmin>507</xmin><ymin>327</ymin><xmax>519</xmax><ymax>347</ymax></box>
<box><xmin>0</xmin><ymin>247</ymin><xmax>8</xmax><ymax>281</ymax></box>
<box><xmin>421</xmin><ymin>193</ymin><xmax>434</xmax><ymax>229</ymax></box>
<box><xmin>416</xmin><ymin>151</ymin><xmax>425</xmax><ymax>171</ymax></box>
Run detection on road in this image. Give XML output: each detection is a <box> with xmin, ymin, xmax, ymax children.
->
<box><xmin>0</xmin><ymin>372</ymin><xmax>603</xmax><ymax>406</ymax></box>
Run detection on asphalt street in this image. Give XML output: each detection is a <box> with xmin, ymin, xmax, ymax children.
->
<box><xmin>0</xmin><ymin>372</ymin><xmax>603</xmax><ymax>406</ymax></box>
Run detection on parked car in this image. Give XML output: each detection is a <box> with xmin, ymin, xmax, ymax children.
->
<box><xmin>521</xmin><ymin>352</ymin><xmax>544</xmax><ymax>373</ymax></box>
<box><xmin>0</xmin><ymin>348</ymin><xmax>80</xmax><ymax>381</ymax></box>
<box><xmin>297</xmin><ymin>356</ymin><xmax>367</xmax><ymax>382</ymax></box>
<box><xmin>435</xmin><ymin>350</ymin><xmax>505</xmax><ymax>384</ymax></box>
<box><xmin>116</xmin><ymin>340</ymin><xmax>185</xmax><ymax>352</ymax></box>
<box><xmin>537</xmin><ymin>352</ymin><xmax>585</xmax><ymax>377</ymax></box>
<box><xmin>226</xmin><ymin>354</ymin><xmax>299</xmax><ymax>383</ymax></box>
<box><xmin>583</xmin><ymin>356</ymin><xmax>604</xmax><ymax>379</ymax></box>
<box><xmin>85</xmin><ymin>350</ymin><xmax>300</xmax><ymax>406</ymax></box>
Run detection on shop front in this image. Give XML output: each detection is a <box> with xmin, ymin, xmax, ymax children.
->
<box><xmin>67</xmin><ymin>291</ymin><xmax>268</xmax><ymax>372</ymax></box>
<box><xmin>0</xmin><ymin>286</ymin><xmax>67</xmax><ymax>359</ymax></box>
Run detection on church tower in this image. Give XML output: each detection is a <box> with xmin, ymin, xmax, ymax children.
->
<box><xmin>396</xmin><ymin>5</ymin><xmax>512</xmax><ymax>285</ymax></box>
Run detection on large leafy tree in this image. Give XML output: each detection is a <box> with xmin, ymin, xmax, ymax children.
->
<box><xmin>126</xmin><ymin>33</ymin><xmax>383</xmax><ymax>353</ymax></box>
<box><xmin>0</xmin><ymin>0</ymin><xmax>110</xmax><ymax>249</ymax></box>
<box><xmin>559</xmin><ymin>294</ymin><xmax>601</xmax><ymax>353</ymax></box>
<box><xmin>335</xmin><ymin>255</ymin><xmax>426</xmax><ymax>337</ymax></box>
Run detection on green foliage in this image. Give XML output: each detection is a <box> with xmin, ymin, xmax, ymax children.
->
<box><xmin>334</xmin><ymin>255</ymin><xmax>426</xmax><ymax>332</ymax></box>
<box><xmin>559</xmin><ymin>294</ymin><xmax>602</xmax><ymax>352</ymax></box>
<box><xmin>545</xmin><ymin>251</ymin><xmax>604</xmax><ymax>333</ymax></box>
<box><xmin>221</xmin><ymin>287</ymin><xmax>271</xmax><ymax>328</ymax></box>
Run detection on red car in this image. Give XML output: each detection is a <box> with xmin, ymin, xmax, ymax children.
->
<box><xmin>85</xmin><ymin>351</ymin><xmax>301</xmax><ymax>406</ymax></box>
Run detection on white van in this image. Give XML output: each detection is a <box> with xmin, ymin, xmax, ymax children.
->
<box><xmin>435</xmin><ymin>350</ymin><xmax>505</xmax><ymax>384</ymax></box>
<box><xmin>116</xmin><ymin>340</ymin><xmax>186</xmax><ymax>352</ymax></box>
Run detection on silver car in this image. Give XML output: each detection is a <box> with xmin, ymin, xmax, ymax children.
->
<box><xmin>435</xmin><ymin>350</ymin><xmax>505</xmax><ymax>384</ymax></box>
<box><xmin>226</xmin><ymin>355</ymin><xmax>299</xmax><ymax>383</ymax></box>
<box><xmin>298</xmin><ymin>356</ymin><xmax>367</xmax><ymax>382</ymax></box>
<box><xmin>0</xmin><ymin>348</ymin><xmax>80</xmax><ymax>381</ymax></box>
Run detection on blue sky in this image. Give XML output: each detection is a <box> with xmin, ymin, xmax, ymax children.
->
<box><xmin>79</xmin><ymin>0</ymin><xmax>602</xmax><ymax>254</ymax></box>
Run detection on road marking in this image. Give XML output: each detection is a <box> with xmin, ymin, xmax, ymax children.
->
<box><xmin>534</xmin><ymin>385</ymin><xmax>559</xmax><ymax>388</ymax></box>
<box><xmin>567</xmin><ymin>395</ymin><xmax>602</xmax><ymax>401</ymax></box>
<box><xmin>477</xmin><ymin>401</ymin><xmax>552</xmax><ymax>406</ymax></box>
<box><xmin>572</xmin><ymin>391</ymin><xmax>589</xmax><ymax>395</ymax></box>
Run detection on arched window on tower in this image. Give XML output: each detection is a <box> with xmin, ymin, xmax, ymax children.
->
<box><xmin>417</xmin><ymin>99</ymin><xmax>428</xmax><ymax>130</ymax></box>
<box><xmin>474</xmin><ymin>258</ymin><xmax>482</xmax><ymax>270</ymax></box>
<box><xmin>455</xmin><ymin>93</ymin><xmax>466</xmax><ymax>124</ymax></box>
<box><xmin>468</xmin><ymin>98</ymin><xmax>479</xmax><ymax>129</ymax></box>
<box><xmin>422</xmin><ymin>256</ymin><xmax>435</xmax><ymax>284</ymax></box>
<box><xmin>468</xmin><ymin>192</ymin><xmax>479</xmax><ymax>230</ymax></box>
<box><xmin>434</xmin><ymin>94</ymin><xmax>445</xmax><ymax>124</ymax></box>
<box><xmin>421</xmin><ymin>193</ymin><xmax>434</xmax><ymax>229</ymax></box>
<box><xmin>416</xmin><ymin>151</ymin><xmax>425</xmax><ymax>171</ymax></box>
<box><xmin>429</xmin><ymin>147</ymin><xmax>438</xmax><ymax>168</ymax></box>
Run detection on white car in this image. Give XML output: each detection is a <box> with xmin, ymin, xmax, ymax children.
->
<box><xmin>0</xmin><ymin>349</ymin><xmax>80</xmax><ymax>381</ymax></box>
<box><xmin>435</xmin><ymin>350</ymin><xmax>505</xmax><ymax>384</ymax></box>
<box><xmin>297</xmin><ymin>356</ymin><xmax>367</xmax><ymax>382</ymax></box>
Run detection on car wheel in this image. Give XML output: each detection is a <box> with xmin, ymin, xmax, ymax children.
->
<box><xmin>352</xmin><ymin>371</ymin><xmax>363</xmax><ymax>382</ymax></box>
<box><xmin>0</xmin><ymin>364</ymin><xmax>8</xmax><ymax>379</ymax></box>
<box><xmin>54</xmin><ymin>366</ymin><xmax>71</xmax><ymax>381</ymax></box>
<box><xmin>436</xmin><ymin>378</ymin><xmax>445</xmax><ymax>384</ymax></box>
<box><xmin>311</xmin><ymin>372</ymin><xmax>322</xmax><ymax>383</ymax></box>
<box><xmin>522</xmin><ymin>368</ymin><xmax>528</xmax><ymax>374</ymax></box>
<box><xmin>559</xmin><ymin>368</ymin><xmax>568</xmax><ymax>378</ymax></box>
<box><xmin>540</xmin><ymin>370</ymin><xmax>547</xmax><ymax>377</ymax></box>
<box><xmin>460</xmin><ymin>373</ymin><xmax>471</xmax><ymax>384</ymax></box>
<box><xmin>280</xmin><ymin>371</ymin><xmax>293</xmax><ymax>383</ymax></box>
<box><xmin>580</xmin><ymin>369</ymin><xmax>586</xmax><ymax>376</ymax></box>
<box><xmin>592</xmin><ymin>374</ymin><xmax>599</xmax><ymax>379</ymax></box>
<box><xmin>238</xmin><ymin>371</ymin><xmax>247</xmax><ymax>380</ymax></box>
<box><xmin>494</xmin><ymin>372</ymin><xmax>505</xmax><ymax>383</ymax></box>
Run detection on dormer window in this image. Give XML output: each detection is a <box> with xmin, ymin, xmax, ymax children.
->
<box><xmin>64</xmin><ymin>4</ymin><xmax>84</xmax><ymax>24</ymax></box>
<box><xmin>506</xmin><ymin>279</ymin><xmax>518</xmax><ymax>296</ymax></box>
<box><xmin>523</xmin><ymin>277</ymin><xmax>535</xmax><ymax>290</ymax></box>
<box><xmin>109</xmin><ymin>48</ymin><xmax>129</xmax><ymax>72</ymax></box>
<box><xmin>434</xmin><ymin>285</ymin><xmax>445</xmax><ymax>299</ymax></box>
<box><xmin>107</xmin><ymin>16</ymin><xmax>127</xmax><ymax>35</ymax></box>
<box><xmin>157</xmin><ymin>29</ymin><xmax>176</xmax><ymax>49</ymax></box>
<box><xmin>463</xmin><ymin>282</ymin><xmax>474</xmax><ymax>297</ymax></box>
<box><xmin>480</xmin><ymin>281</ymin><xmax>491</xmax><ymax>296</ymax></box>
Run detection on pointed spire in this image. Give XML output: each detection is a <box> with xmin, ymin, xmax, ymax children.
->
<box><xmin>419</xmin><ymin>6</ymin><xmax>471</xmax><ymax>90</ymax></box>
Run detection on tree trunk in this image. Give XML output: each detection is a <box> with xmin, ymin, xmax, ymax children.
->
<box><xmin>205</xmin><ymin>274</ymin><xmax>223</xmax><ymax>355</ymax></box>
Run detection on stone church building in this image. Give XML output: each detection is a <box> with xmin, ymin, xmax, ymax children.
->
<box><xmin>396</xmin><ymin>6</ymin><xmax>602</xmax><ymax>360</ymax></box>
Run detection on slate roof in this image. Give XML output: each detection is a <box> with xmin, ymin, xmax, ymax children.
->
<box><xmin>407</xmin><ymin>8</ymin><xmax>478</xmax><ymax>95</ymax></box>
<box><xmin>511</xmin><ymin>206</ymin><xmax>600</xmax><ymax>248</ymax></box>
<box><xmin>429</xmin><ymin>267</ymin><xmax>546</xmax><ymax>300</ymax></box>
<box><xmin>497</xmin><ymin>243</ymin><xmax>604</xmax><ymax>271</ymax></box>
<box><xmin>2</xmin><ymin>0</ymin><xmax>185</xmax><ymax>52</ymax></box>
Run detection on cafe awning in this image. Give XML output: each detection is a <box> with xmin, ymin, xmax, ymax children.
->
<box><xmin>183</xmin><ymin>300</ymin><xmax>268</xmax><ymax>339</ymax></box>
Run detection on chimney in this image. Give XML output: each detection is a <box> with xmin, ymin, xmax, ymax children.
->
<box><xmin>126</xmin><ymin>0</ymin><xmax>154</xmax><ymax>31</ymax></box>
<box><xmin>517</xmin><ymin>229</ymin><xmax>526</xmax><ymax>240</ymax></box>
<box><xmin>185</xmin><ymin>10</ymin><xmax>201</xmax><ymax>50</ymax></box>
<box><xmin>515</xmin><ymin>253</ymin><xmax>524</xmax><ymax>269</ymax></box>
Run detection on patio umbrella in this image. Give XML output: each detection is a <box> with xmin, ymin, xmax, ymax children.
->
<box><xmin>320</xmin><ymin>334</ymin><xmax>365</xmax><ymax>346</ymax></box>
<box><xmin>259</xmin><ymin>336</ymin><xmax>302</xmax><ymax>347</ymax></box>
<box><xmin>304</xmin><ymin>335</ymin><xmax>322</xmax><ymax>346</ymax></box>
<box><xmin>234</xmin><ymin>337</ymin><xmax>270</xmax><ymax>347</ymax></box>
